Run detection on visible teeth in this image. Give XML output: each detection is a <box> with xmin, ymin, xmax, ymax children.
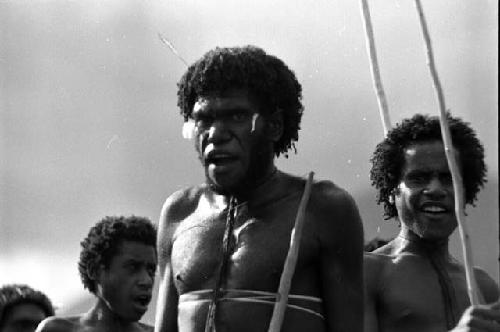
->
<box><xmin>423</xmin><ymin>206</ymin><xmax>445</xmax><ymax>212</ymax></box>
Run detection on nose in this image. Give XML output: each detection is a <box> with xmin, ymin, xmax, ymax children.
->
<box><xmin>423</xmin><ymin>177</ymin><xmax>447</xmax><ymax>198</ymax></box>
<box><xmin>137</xmin><ymin>268</ymin><xmax>154</xmax><ymax>289</ymax></box>
<box><xmin>206</xmin><ymin>119</ymin><xmax>231</xmax><ymax>144</ymax></box>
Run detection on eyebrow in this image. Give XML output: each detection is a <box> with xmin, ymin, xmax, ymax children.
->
<box><xmin>123</xmin><ymin>258</ymin><xmax>153</xmax><ymax>264</ymax></box>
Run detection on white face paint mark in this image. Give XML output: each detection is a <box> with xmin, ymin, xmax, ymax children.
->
<box><xmin>182</xmin><ymin>120</ymin><xmax>196</xmax><ymax>140</ymax></box>
<box><xmin>251</xmin><ymin>113</ymin><xmax>259</xmax><ymax>133</ymax></box>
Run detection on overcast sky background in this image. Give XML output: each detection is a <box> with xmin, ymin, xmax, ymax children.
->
<box><xmin>0</xmin><ymin>0</ymin><xmax>497</xmax><ymax>324</ymax></box>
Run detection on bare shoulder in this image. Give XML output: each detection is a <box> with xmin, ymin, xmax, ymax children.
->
<box><xmin>138</xmin><ymin>322</ymin><xmax>154</xmax><ymax>331</ymax></box>
<box><xmin>157</xmin><ymin>185</ymin><xmax>206</xmax><ymax>242</ymax></box>
<box><xmin>309</xmin><ymin>179</ymin><xmax>360</xmax><ymax>219</ymax></box>
<box><xmin>36</xmin><ymin>316</ymin><xmax>80</xmax><ymax>332</ymax></box>
<box><xmin>157</xmin><ymin>185</ymin><xmax>206</xmax><ymax>268</ymax></box>
<box><xmin>473</xmin><ymin>266</ymin><xmax>499</xmax><ymax>303</ymax></box>
<box><xmin>158</xmin><ymin>185</ymin><xmax>206</xmax><ymax>228</ymax></box>
<box><xmin>364</xmin><ymin>252</ymin><xmax>392</xmax><ymax>290</ymax></box>
<box><xmin>309</xmin><ymin>178</ymin><xmax>355</xmax><ymax>205</ymax></box>
<box><xmin>364</xmin><ymin>251</ymin><xmax>392</xmax><ymax>270</ymax></box>
<box><xmin>307</xmin><ymin>178</ymin><xmax>362</xmax><ymax>238</ymax></box>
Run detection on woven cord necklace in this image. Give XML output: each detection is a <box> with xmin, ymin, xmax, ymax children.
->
<box><xmin>204</xmin><ymin>196</ymin><xmax>238</xmax><ymax>332</ymax></box>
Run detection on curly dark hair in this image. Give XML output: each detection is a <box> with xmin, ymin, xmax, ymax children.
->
<box><xmin>78</xmin><ymin>215</ymin><xmax>157</xmax><ymax>294</ymax></box>
<box><xmin>177</xmin><ymin>45</ymin><xmax>304</xmax><ymax>157</ymax></box>
<box><xmin>0</xmin><ymin>284</ymin><xmax>54</xmax><ymax>326</ymax></box>
<box><xmin>370</xmin><ymin>113</ymin><xmax>487</xmax><ymax>219</ymax></box>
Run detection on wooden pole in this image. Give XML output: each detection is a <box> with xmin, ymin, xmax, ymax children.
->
<box><xmin>414</xmin><ymin>0</ymin><xmax>480</xmax><ymax>305</ymax></box>
<box><xmin>268</xmin><ymin>172</ymin><xmax>314</xmax><ymax>332</ymax></box>
<box><xmin>360</xmin><ymin>0</ymin><xmax>392</xmax><ymax>135</ymax></box>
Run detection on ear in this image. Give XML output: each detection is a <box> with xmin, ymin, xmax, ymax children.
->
<box><xmin>388</xmin><ymin>188</ymin><xmax>398</xmax><ymax>204</ymax></box>
<box><xmin>264</xmin><ymin>110</ymin><xmax>284</xmax><ymax>142</ymax></box>
<box><xmin>89</xmin><ymin>264</ymin><xmax>105</xmax><ymax>284</ymax></box>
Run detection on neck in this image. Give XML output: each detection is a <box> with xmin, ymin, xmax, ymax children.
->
<box><xmin>232</xmin><ymin>165</ymin><xmax>279</xmax><ymax>202</ymax></box>
<box><xmin>392</xmin><ymin>228</ymin><xmax>451</xmax><ymax>260</ymax></box>
<box><xmin>84</xmin><ymin>299</ymin><xmax>137</xmax><ymax>331</ymax></box>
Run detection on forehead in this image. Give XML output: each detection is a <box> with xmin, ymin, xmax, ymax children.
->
<box><xmin>402</xmin><ymin>141</ymin><xmax>457</xmax><ymax>173</ymax></box>
<box><xmin>111</xmin><ymin>240</ymin><xmax>157</xmax><ymax>264</ymax></box>
<box><xmin>193</xmin><ymin>89</ymin><xmax>260</xmax><ymax>115</ymax></box>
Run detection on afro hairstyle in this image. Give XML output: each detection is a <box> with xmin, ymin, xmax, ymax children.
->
<box><xmin>78</xmin><ymin>215</ymin><xmax>156</xmax><ymax>294</ymax></box>
<box><xmin>177</xmin><ymin>45</ymin><xmax>304</xmax><ymax>157</ymax></box>
<box><xmin>0</xmin><ymin>284</ymin><xmax>54</xmax><ymax>326</ymax></box>
<box><xmin>370</xmin><ymin>113</ymin><xmax>486</xmax><ymax>219</ymax></box>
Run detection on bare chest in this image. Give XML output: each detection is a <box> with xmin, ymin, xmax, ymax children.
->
<box><xmin>379</xmin><ymin>257</ymin><xmax>471</xmax><ymax>331</ymax></box>
<box><xmin>171</xmin><ymin>201</ymin><xmax>318</xmax><ymax>294</ymax></box>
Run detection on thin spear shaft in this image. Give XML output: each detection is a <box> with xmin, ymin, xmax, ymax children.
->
<box><xmin>268</xmin><ymin>172</ymin><xmax>314</xmax><ymax>332</ymax></box>
<box><xmin>158</xmin><ymin>33</ymin><xmax>189</xmax><ymax>67</ymax></box>
<box><xmin>414</xmin><ymin>0</ymin><xmax>480</xmax><ymax>305</ymax></box>
<box><xmin>360</xmin><ymin>0</ymin><xmax>392</xmax><ymax>135</ymax></box>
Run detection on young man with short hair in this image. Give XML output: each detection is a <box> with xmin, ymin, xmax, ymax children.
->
<box><xmin>0</xmin><ymin>284</ymin><xmax>54</xmax><ymax>332</ymax></box>
<box><xmin>364</xmin><ymin>114</ymin><xmax>500</xmax><ymax>332</ymax></box>
<box><xmin>37</xmin><ymin>215</ymin><xmax>157</xmax><ymax>332</ymax></box>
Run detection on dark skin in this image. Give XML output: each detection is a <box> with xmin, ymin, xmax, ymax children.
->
<box><xmin>154</xmin><ymin>89</ymin><xmax>364</xmax><ymax>332</ymax></box>
<box><xmin>364</xmin><ymin>141</ymin><xmax>500</xmax><ymax>332</ymax></box>
<box><xmin>36</xmin><ymin>241</ymin><xmax>156</xmax><ymax>332</ymax></box>
<box><xmin>0</xmin><ymin>303</ymin><xmax>48</xmax><ymax>332</ymax></box>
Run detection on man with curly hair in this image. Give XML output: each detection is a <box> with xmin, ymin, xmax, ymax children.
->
<box><xmin>0</xmin><ymin>284</ymin><xmax>54</xmax><ymax>332</ymax></box>
<box><xmin>364</xmin><ymin>114</ymin><xmax>500</xmax><ymax>332</ymax></box>
<box><xmin>155</xmin><ymin>45</ymin><xmax>364</xmax><ymax>332</ymax></box>
<box><xmin>36</xmin><ymin>216</ymin><xmax>157</xmax><ymax>332</ymax></box>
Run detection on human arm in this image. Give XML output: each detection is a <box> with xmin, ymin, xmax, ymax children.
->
<box><xmin>363</xmin><ymin>253</ymin><xmax>384</xmax><ymax>332</ymax></box>
<box><xmin>317</xmin><ymin>183</ymin><xmax>364</xmax><ymax>332</ymax></box>
<box><xmin>450</xmin><ymin>269</ymin><xmax>500</xmax><ymax>331</ymax></box>
<box><xmin>154</xmin><ymin>196</ymin><xmax>181</xmax><ymax>332</ymax></box>
<box><xmin>450</xmin><ymin>301</ymin><xmax>500</xmax><ymax>332</ymax></box>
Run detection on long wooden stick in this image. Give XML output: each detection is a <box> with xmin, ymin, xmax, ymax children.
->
<box><xmin>414</xmin><ymin>0</ymin><xmax>480</xmax><ymax>305</ymax></box>
<box><xmin>158</xmin><ymin>33</ymin><xmax>189</xmax><ymax>67</ymax></box>
<box><xmin>360</xmin><ymin>0</ymin><xmax>392</xmax><ymax>136</ymax></box>
<box><xmin>268</xmin><ymin>172</ymin><xmax>314</xmax><ymax>332</ymax></box>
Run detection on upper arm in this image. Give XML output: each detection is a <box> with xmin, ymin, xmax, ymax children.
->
<box><xmin>363</xmin><ymin>253</ymin><xmax>383</xmax><ymax>332</ymax></box>
<box><xmin>474</xmin><ymin>267</ymin><xmax>499</xmax><ymax>304</ymax></box>
<box><xmin>155</xmin><ymin>190</ymin><xmax>192</xmax><ymax>332</ymax></box>
<box><xmin>316</xmin><ymin>183</ymin><xmax>364</xmax><ymax>332</ymax></box>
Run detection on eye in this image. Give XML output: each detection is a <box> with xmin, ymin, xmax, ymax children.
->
<box><xmin>406</xmin><ymin>173</ymin><xmax>428</xmax><ymax>184</ymax></box>
<box><xmin>147</xmin><ymin>265</ymin><xmax>157</xmax><ymax>277</ymax></box>
<box><xmin>440</xmin><ymin>173</ymin><xmax>453</xmax><ymax>184</ymax></box>
<box><xmin>231</xmin><ymin>113</ymin><xmax>248</xmax><ymax>122</ymax></box>
<box><xmin>192</xmin><ymin>114</ymin><xmax>213</xmax><ymax>128</ymax></box>
<box><xmin>126</xmin><ymin>263</ymin><xmax>140</xmax><ymax>272</ymax></box>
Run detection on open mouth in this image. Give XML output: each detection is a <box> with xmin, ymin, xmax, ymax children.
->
<box><xmin>205</xmin><ymin>152</ymin><xmax>238</xmax><ymax>167</ymax></box>
<box><xmin>133</xmin><ymin>295</ymin><xmax>151</xmax><ymax>308</ymax></box>
<box><xmin>420</xmin><ymin>203</ymin><xmax>449</xmax><ymax>215</ymax></box>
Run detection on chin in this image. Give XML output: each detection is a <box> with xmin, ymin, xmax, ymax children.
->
<box><xmin>418</xmin><ymin>229</ymin><xmax>453</xmax><ymax>241</ymax></box>
<box><xmin>206</xmin><ymin>173</ymin><xmax>244</xmax><ymax>196</ymax></box>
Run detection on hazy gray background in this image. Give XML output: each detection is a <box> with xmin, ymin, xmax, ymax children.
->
<box><xmin>1</xmin><ymin>0</ymin><xmax>497</xmax><ymax>324</ymax></box>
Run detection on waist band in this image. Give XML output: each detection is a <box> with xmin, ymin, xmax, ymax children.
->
<box><xmin>179</xmin><ymin>289</ymin><xmax>324</xmax><ymax>320</ymax></box>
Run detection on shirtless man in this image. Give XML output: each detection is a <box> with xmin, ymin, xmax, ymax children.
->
<box><xmin>0</xmin><ymin>284</ymin><xmax>54</xmax><ymax>332</ymax></box>
<box><xmin>154</xmin><ymin>46</ymin><xmax>364</xmax><ymax>332</ymax></box>
<box><xmin>365</xmin><ymin>114</ymin><xmax>500</xmax><ymax>332</ymax></box>
<box><xmin>36</xmin><ymin>215</ymin><xmax>157</xmax><ymax>332</ymax></box>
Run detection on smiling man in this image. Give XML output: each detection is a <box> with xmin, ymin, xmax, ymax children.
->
<box><xmin>364</xmin><ymin>114</ymin><xmax>500</xmax><ymax>332</ymax></box>
<box><xmin>36</xmin><ymin>216</ymin><xmax>157</xmax><ymax>332</ymax></box>
<box><xmin>154</xmin><ymin>46</ymin><xmax>364</xmax><ymax>332</ymax></box>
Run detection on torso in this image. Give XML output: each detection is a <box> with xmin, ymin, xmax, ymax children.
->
<box><xmin>365</xmin><ymin>240</ymin><xmax>498</xmax><ymax>332</ymax></box>
<box><xmin>167</xmin><ymin>172</ymin><xmax>327</xmax><ymax>332</ymax></box>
